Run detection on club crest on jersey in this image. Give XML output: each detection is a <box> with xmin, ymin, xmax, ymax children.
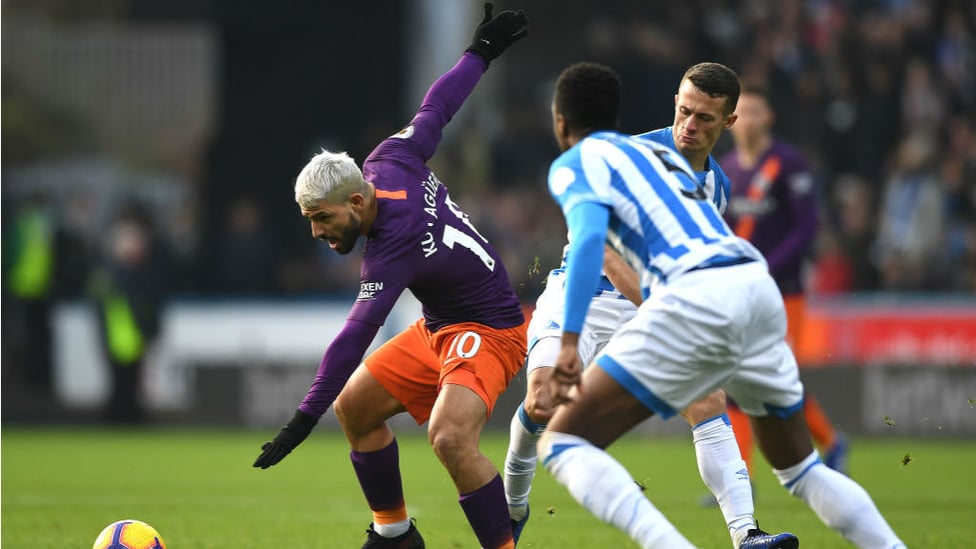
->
<box><xmin>358</xmin><ymin>281</ymin><xmax>384</xmax><ymax>301</ymax></box>
<box><xmin>391</xmin><ymin>125</ymin><xmax>415</xmax><ymax>139</ymax></box>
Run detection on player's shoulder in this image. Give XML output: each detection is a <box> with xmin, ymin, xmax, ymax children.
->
<box><xmin>366</xmin><ymin>125</ymin><xmax>423</xmax><ymax>165</ymax></box>
<box><xmin>632</xmin><ymin>126</ymin><xmax>671</xmax><ymax>148</ymax></box>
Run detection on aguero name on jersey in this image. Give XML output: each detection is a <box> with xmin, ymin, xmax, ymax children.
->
<box><xmin>351</xmin><ymin>126</ymin><xmax>523</xmax><ymax>333</ymax></box>
<box><xmin>548</xmin><ymin>130</ymin><xmax>762</xmax><ymax>332</ymax></box>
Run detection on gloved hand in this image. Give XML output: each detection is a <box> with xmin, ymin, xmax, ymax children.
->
<box><xmin>253</xmin><ymin>409</ymin><xmax>319</xmax><ymax>469</ymax></box>
<box><xmin>466</xmin><ymin>3</ymin><xmax>529</xmax><ymax>65</ymax></box>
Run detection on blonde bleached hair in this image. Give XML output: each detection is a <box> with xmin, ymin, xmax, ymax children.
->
<box><xmin>294</xmin><ymin>149</ymin><xmax>368</xmax><ymax>209</ymax></box>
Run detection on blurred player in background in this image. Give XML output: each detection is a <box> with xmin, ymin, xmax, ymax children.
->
<box><xmin>720</xmin><ymin>83</ymin><xmax>849</xmax><ymax>480</ymax></box>
<box><xmin>252</xmin><ymin>5</ymin><xmax>528</xmax><ymax>548</ymax></box>
<box><xmin>539</xmin><ymin>61</ymin><xmax>906</xmax><ymax>549</ymax></box>
<box><xmin>504</xmin><ymin>62</ymin><xmax>796</xmax><ymax>548</ymax></box>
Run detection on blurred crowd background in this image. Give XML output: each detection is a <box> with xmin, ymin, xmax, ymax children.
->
<box><xmin>3</xmin><ymin>0</ymin><xmax>975</xmax><ymax>418</ymax></box>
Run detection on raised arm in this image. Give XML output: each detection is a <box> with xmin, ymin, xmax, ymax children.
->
<box><xmin>407</xmin><ymin>3</ymin><xmax>528</xmax><ymax>161</ymax></box>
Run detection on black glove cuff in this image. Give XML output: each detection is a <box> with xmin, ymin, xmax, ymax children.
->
<box><xmin>287</xmin><ymin>409</ymin><xmax>319</xmax><ymax>430</ymax></box>
<box><xmin>464</xmin><ymin>46</ymin><xmax>492</xmax><ymax>65</ymax></box>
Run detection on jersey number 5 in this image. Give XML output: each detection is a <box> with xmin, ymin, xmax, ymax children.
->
<box><xmin>653</xmin><ymin>149</ymin><xmax>706</xmax><ymax>200</ymax></box>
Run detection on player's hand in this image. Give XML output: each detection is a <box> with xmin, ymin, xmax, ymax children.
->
<box><xmin>550</xmin><ymin>339</ymin><xmax>582</xmax><ymax>405</ymax></box>
<box><xmin>466</xmin><ymin>3</ymin><xmax>529</xmax><ymax>65</ymax></box>
<box><xmin>252</xmin><ymin>409</ymin><xmax>319</xmax><ymax>469</ymax></box>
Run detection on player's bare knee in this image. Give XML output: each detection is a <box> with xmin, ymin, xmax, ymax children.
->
<box><xmin>333</xmin><ymin>393</ymin><xmax>351</xmax><ymax>428</ymax></box>
<box><xmin>681</xmin><ymin>389</ymin><xmax>727</xmax><ymax>425</ymax></box>
<box><xmin>428</xmin><ymin>424</ymin><xmax>473</xmax><ymax>465</ymax></box>
<box><xmin>524</xmin><ymin>367</ymin><xmax>555</xmax><ymax>423</ymax></box>
<box><xmin>523</xmin><ymin>396</ymin><xmax>554</xmax><ymax>424</ymax></box>
<box><xmin>334</xmin><ymin>393</ymin><xmax>377</xmax><ymax>437</ymax></box>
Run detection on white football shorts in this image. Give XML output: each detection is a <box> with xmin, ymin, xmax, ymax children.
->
<box><xmin>595</xmin><ymin>260</ymin><xmax>805</xmax><ymax>419</ymax></box>
<box><xmin>525</xmin><ymin>269</ymin><xmax>637</xmax><ymax>374</ymax></box>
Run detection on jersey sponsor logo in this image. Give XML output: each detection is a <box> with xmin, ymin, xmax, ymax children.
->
<box><xmin>730</xmin><ymin>195</ymin><xmax>776</xmax><ymax>216</ymax></box>
<box><xmin>357</xmin><ymin>281</ymin><xmax>384</xmax><ymax>301</ymax></box>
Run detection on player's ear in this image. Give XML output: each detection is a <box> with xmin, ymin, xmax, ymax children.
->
<box><xmin>348</xmin><ymin>191</ymin><xmax>366</xmax><ymax>211</ymax></box>
<box><xmin>725</xmin><ymin>113</ymin><xmax>738</xmax><ymax>130</ymax></box>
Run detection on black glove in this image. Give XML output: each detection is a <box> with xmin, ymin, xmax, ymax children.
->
<box><xmin>253</xmin><ymin>409</ymin><xmax>319</xmax><ymax>469</ymax></box>
<box><xmin>466</xmin><ymin>3</ymin><xmax>529</xmax><ymax>65</ymax></box>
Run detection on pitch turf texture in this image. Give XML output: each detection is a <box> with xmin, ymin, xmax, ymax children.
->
<box><xmin>3</xmin><ymin>428</ymin><xmax>973</xmax><ymax>548</ymax></box>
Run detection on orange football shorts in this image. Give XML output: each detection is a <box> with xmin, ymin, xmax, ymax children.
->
<box><xmin>364</xmin><ymin>319</ymin><xmax>527</xmax><ymax>424</ymax></box>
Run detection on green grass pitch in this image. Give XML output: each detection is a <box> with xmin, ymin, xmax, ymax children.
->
<box><xmin>2</xmin><ymin>427</ymin><xmax>973</xmax><ymax>548</ymax></box>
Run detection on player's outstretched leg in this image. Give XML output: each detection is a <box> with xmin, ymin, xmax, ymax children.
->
<box><xmin>504</xmin><ymin>403</ymin><xmax>544</xmax><ymax>543</ymax></box>
<box><xmin>754</xmin><ymin>412</ymin><xmax>906</xmax><ymax>548</ymax></box>
<box><xmin>541</xmin><ymin>431</ymin><xmax>696</xmax><ymax>549</ymax></box>
<box><xmin>774</xmin><ymin>452</ymin><xmax>906</xmax><ymax>548</ymax></box>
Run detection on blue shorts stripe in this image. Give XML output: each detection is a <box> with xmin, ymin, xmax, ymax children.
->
<box><xmin>764</xmin><ymin>398</ymin><xmax>805</xmax><ymax>419</ymax></box>
<box><xmin>518</xmin><ymin>402</ymin><xmax>547</xmax><ymax>434</ymax></box>
<box><xmin>693</xmin><ymin>413</ymin><xmax>731</xmax><ymax>430</ymax></box>
<box><xmin>596</xmin><ymin>355</ymin><xmax>678</xmax><ymax>419</ymax></box>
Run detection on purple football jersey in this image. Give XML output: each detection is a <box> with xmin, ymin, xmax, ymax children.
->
<box><xmin>352</xmin><ymin>140</ymin><xmax>523</xmax><ymax>331</ymax></box>
<box><xmin>721</xmin><ymin>139</ymin><xmax>818</xmax><ymax>295</ymax></box>
<box><xmin>297</xmin><ymin>52</ymin><xmax>522</xmax><ymax>417</ymax></box>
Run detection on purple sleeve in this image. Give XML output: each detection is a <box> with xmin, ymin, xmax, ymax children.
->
<box><xmin>298</xmin><ymin>318</ymin><xmax>381</xmax><ymax>418</ymax></box>
<box><xmin>764</xmin><ymin>165</ymin><xmax>819</xmax><ymax>275</ymax></box>
<box><xmin>407</xmin><ymin>51</ymin><xmax>487</xmax><ymax>161</ymax></box>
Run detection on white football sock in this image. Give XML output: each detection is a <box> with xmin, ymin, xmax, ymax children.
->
<box><xmin>541</xmin><ymin>431</ymin><xmax>696</xmax><ymax>549</ymax></box>
<box><xmin>691</xmin><ymin>414</ymin><xmax>756</xmax><ymax>548</ymax></box>
<box><xmin>774</xmin><ymin>451</ymin><xmax>906</xmax><ymax>549</ymax></box>
<box><xmin>504</xmin><ymin>404</ymin><xmax>544</xmax><ymax>521</ymax></box>
<box><xmin>372</xmin><ymin>518</ymin><xmax>410</xmax><ymax>538</ymax></box>
<box><xmin>691</xmin><ymin>414</ymin><xmax>756</xmax><ymax>547</ymax></box>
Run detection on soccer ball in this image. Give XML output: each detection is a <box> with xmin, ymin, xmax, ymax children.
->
<box><xmin>93</xmin><ymin>519</ymin><xmax>167</xmax><ymax>549</ymax></box>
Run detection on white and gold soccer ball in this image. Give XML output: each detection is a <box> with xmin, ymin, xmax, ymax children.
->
<box><xmin>93</xmin><ymin>519</ymin><xmax>167</xmax><ymax>549</ymax></box>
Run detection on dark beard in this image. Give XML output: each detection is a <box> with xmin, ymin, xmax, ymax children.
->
<box><xmin>332</xmin><ymin>217</ymin><xmax>361</xmax><ymax>255</ymax></box>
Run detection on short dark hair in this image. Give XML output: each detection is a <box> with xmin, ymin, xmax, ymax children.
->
<box><xmin>681</xmin><ymin>62</ymin><xmax>740</xmax><ymax>114</ymax></box>
<box><xmin>554</xmin><ymin>61</ymin><xmax>621</xmax><ymax>135</ymax></box>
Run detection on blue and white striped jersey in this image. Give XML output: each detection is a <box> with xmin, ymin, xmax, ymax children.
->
<box><xmin>634</xmin><ymin>126</ymin><xmax>731</xmax><ymax>215</ymax></box>
<box><xmin>552</xmin><ymin>127</ymin><xmax>730</xmax><ymax>274</ymax></box>
<box><xmin>549</xmin><ymin>130</ymin><xmax>763</xmax><ymax>300</ymax></box>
